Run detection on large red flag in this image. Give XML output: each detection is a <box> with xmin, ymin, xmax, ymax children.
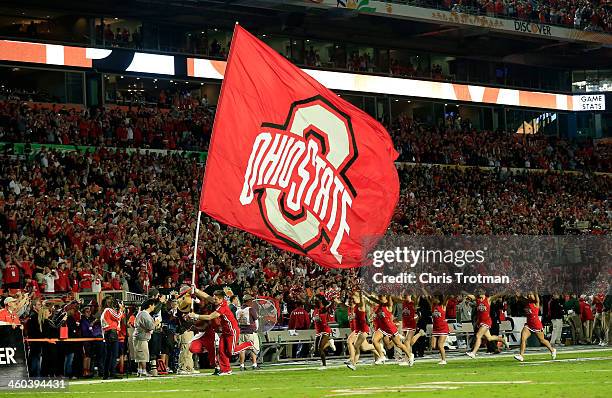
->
<box><xmin>200</xmin><ymin>25</ymin><xmax>399</xmax><ymax>268</ymax></box>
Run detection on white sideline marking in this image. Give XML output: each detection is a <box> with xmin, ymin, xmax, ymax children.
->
<box><xmin>421</xmin><ymin>380</ymin><xmax>532</xmax><ymax>385</ymax></box>
<box><xmin>1</xmin><ymin>390</ymin><xmax>198</xmax><ymax>395</ymax></box>
<box><xmin>521</xmin><ymin>356</ymin><xmax>612</xmax><ymax>365</ymax></box>
<box><xmin>325</xmin><ymin>385</ymin><xmax>458</xmax><ymax>397</ymax></box>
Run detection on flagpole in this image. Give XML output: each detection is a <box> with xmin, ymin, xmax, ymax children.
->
<box><xmin>191</xmin><ymin>210</ymin><xmax>202</xmax><ymax>308</ymax></box>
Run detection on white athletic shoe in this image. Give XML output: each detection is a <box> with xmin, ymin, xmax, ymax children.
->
<box><xmin>437</xmin><ymin>360</ymin><xmax>447</xmax><ymax>365</ymax></box>
<box><xmin>329</xmin><ymin>339</ymin><xmax>337</xmax><ymax>352</ymax></box>
<box><xmin>217</xmin><ymin>371</ymin><xmax>233</xmax><ymax>376</ymax></box>
<box><xmin>374</xmin><ymin>357</ymin><xmax>386</xmax><ymax>365</ymax></box>
<box><xmin>239</xmin><ymin>364</ymin><xmax>245</xmax><ymax>371</ymax></box>
<box><xmin>513</xmin><ymin>354</ymin><xmax>524</xmax><ymax>362</ymax></box>
<box><xmin>191</xmin><ymin>369</ymin><xmax>200</xmax><ymax>374</ymax></box>
<box><xmin>346</xmin><ymin>363</ymin><xmax>356</xmax><ymax>371</ymax></box>
<box><xmin>343</xmin><ymin>359</ymin><xmax>351</xmax><ymax>365</ymax></box>
<box><xmin>177</xmin><ymin>370</ymin><xmax>191</xmax><ymax>375</ymax></box>
<box><xmin>408</xmin><ymin>353</ymin><xmax>415</xmax><ymax>367</ymax></box>
<box><xmin>398</xmin><ymin>360</ymin><xmax>409</xmax><ymax>366</ymax></box>
<box><xmin>551</xmin><ymin>349</ymin><xmax>557</xmax><ymax>360</ymax></box>
<box><xmin>252</xmin><ymin>364</ymin><xmax>258</xmax><ymax>370</ymax></box>
<box><xmin>466</xmin><ymin>351</ymin><xmax>476</xmax><ymax>359</ymax></box>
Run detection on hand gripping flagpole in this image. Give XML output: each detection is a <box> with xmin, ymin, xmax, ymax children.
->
<box><xmin>191</xmin><ymin>210</ymin><xmax>202</xmax><ymax>310</ymax></box>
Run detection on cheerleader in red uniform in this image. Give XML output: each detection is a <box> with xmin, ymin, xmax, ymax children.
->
<box><xmin>346</xmin><ymin>291</ymin><xmax>378</xmax><ymax>370</ymax></box>
<box><xmin>402</xmin><ymin>294</ymin><xmax>426</xmax><ymax>348</ymax></box>
<box><xmin>424</xmin><ymin>294</ymin><xmax>450</xmax><ymax>365</ymax></box>
<box><xmin>466</xmin><ymin>293</ymin><xmax>509</xmax><ymax>358</ymax></box>
<box><xmin>313</xmin><ymin>297</ymin><xmax>336</xmax><ymax>367</ymax></box>
<box><xmin>514</xmin><ymin>292</ymin><xmax>556</xmax><ymax>362</ymax></box>
<box><xmin>367</xmin><ymin>294</ymin><xmax>414</xmax><ymax>366</ymax></box>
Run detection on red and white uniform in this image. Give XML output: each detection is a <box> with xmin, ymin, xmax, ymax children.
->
<box><xmin>432</xmin><ymin>305</ymin><xmax>449</xmax><ymax>336</ymax></box>
<box><xmin>313</xmin><ymin>308</ymin><xmax>332</xmax><ymax>336</ymax></box>
<box><xmin>348</xmin><ymin>306</ymin><xmax>356</xmax><ymax>332</ymax></box>
<box><xmin>580</xmin><ymin>299</ymin><xmax>594</xmax><ymax>322</ymax></box>
<box><xmin>402</xmin><ymin>300</ymin><xmax>417</xmax><ymax>332</ymax></box>
<box><xmin>375</xmin><ymin>305</ymin><xmax>398</xmax><ymax>337</ymax></box>
<box><xmin>353</xmin><ymin>305</ymin><xmax>369</xmax><ymax>334</ymax></box>
<box><xmin>214</xmin><ymin>300</ymin><xmax>254</xmax><ymax>373</ymax></box>
<box><xmin>189</xmin><ymin>307</ymin><xmax>221</xmax><ymax>368</ymax></box>
<box><xmin>476</xmin><ymin>297</ymin><xmax>492</xmax><ymax>329</ymax></box>
<box><xmin>524</xmin><ymin>301</ymin><xmax>543</xmax><ymax>332</ymax></box>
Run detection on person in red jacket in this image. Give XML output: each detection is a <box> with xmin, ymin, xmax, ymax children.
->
<box><xmin>100</xmin><ymin>296</ymin><xmax>124</xmax><ymax>379</ymax></box>
<box><xmin>580</xmin><ymin>295</ymin><xmax>595</xmax><ymax>343</ymax></box>
<box><xmin>189</xmin><ymin>288</ymin><xmax>255</xmax><ymax>375</ymax></box>
<box><xmin>289</xmin><ymin>301</ymin><xmax>311</xmax><ymax>330</ymax></box>
<box><xmin>288</xmin><ymin>300</ymin><xmax>311</xmax><ymax>358</ymax></box>
<box><xmin>188</xmin><ymin>296</ymin><xmax>220</xmax><ymax>371</ymax></box>
<box><xmin>0</xmin><ymin>296</ymin><xmax>27</xmax><ymax>328</ymax></box>
<box><xmin>2</xmin><ymin>257</ymin><xmax>21</xmax><ymax>289</ymax></box>
<box><xmin>55</xmin><ymin>263</ymin><xmax>70</xmax><ymax>293</ymax></box>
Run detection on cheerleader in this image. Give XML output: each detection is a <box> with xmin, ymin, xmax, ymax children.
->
<box><xmin>313</xmin><ymin>297</ymin><xmax>336</xmax><ymax>367</ymax></box>
<box><xmin>402</xmin><ymin>294</ymin><xmax>426</xmax><ymax>348</ymax></box>
<box><xmin>423</xmin><ymin>294</ymin><xmax>450</xmax><ymax>365</ymax></box>
<box><xmin>367</xmin><ymin>293</ymin><xmax>414</xmax><ymax>366</ymax></box>
<box><xmin>514</xmin><ymin>291</ymin><xmax>556</xmax><ymax>362</ymax></box>
<box><xmin>465</xmin><ymin>293</ymin><xmax>509</xmax><ymax>358</ymax></box>
<box><xmin>346</xmin><ymin>291</ymin><xmax>378</xmax><ymax>370</ymax></box>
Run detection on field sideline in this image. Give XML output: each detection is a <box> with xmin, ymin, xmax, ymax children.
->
<box><xmin>3</xmin><ymin>348</ymin><xmax>611</xmax><ymax>398</ymax></box>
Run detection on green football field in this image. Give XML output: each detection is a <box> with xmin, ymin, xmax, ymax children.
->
<box><xmin>4</xmin><ymin>349</ymin><xmax>612</xmax><ymax>398</ymax></box>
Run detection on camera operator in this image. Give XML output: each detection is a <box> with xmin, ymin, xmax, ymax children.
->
<box><xmin>99</xmin><ymin>295</ymin><xmax>124</xmax><ymax>379</ymax></box>
<box><xmin>146</xmin><ymin>288</ymin><xmax>167</xmax><ymax>376</ymax></box>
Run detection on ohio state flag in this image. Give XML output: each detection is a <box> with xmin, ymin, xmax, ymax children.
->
<box><xmin>200</xmin><ymin>25</ymin><xmax>399</xmax><ymax>268</ymax></box>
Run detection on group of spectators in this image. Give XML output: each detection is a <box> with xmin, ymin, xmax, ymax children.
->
<box><xmin>0</xmin><ymin>144</ymin><xmax>608</xmax><ymax>299</ymax></box>
<box><xmin>97</xmin><ymin>23</ymin><xmax>143</xmax><ymax>49</ymax></box>
<box><xmin>0</xmin><ymin>100</ymin><xmax>213</xmax><ymax>151</ymax></box>
<box><xmin>1</xmin><ymin>98</ymin><xmax>610</xmax><ymax>172</ymax></box>
<box><xmin>427</xmin><ymin>0</ymin><xmax>612</xmax><ymax>32</ymax></box>
<box><xmin>391</xmin><ymin>115</ymin><xmax>611</xmax><ymax>172</ymax></box>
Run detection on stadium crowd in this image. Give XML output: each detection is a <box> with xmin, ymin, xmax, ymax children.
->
<box><xmin>0</xmin><ymin>100</ymin><xmax>213</xmax><ymax>151</ymax></box>
<box><xmin>391</xmin><ymin>115</ymin><xmax>611</xmax><ymax>172</ymax></box>
<box><xmin>1</xmin><ymin>99</ymin><xmax>610</xmax><ymax>172</ymax></box>
<box><xmin>430</xmin><ymin>0</ymin><xmax>612</xmax><ymax>32</ymax></box>
<box><xmin>0</xmin><ymin>143</ymin><xmax>610</xmax><ymax>377</ymax></box>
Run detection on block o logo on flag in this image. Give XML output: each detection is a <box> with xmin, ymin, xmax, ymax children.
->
<box><xmin>200</xmin><ymin>25</ymin><xmax>399</xmax><ymax>268</ymax></box>
<box><xmin>239</xmin><ymin>96</ymin><xmax>357</xmax><ymax>264</ymax></box>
